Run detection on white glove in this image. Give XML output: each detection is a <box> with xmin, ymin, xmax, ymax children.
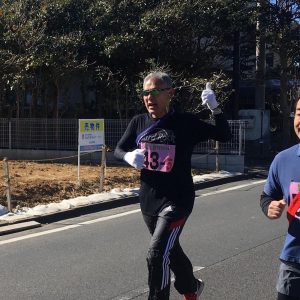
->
<box><xmin>123</xmin><ymin>149</ymin><xmax>145</xmax><ymax>169</ymax></box>
<box><xmin>201</xmin><ymin>82</ymin><xmax>219</xmax><ymax>110</ymax></box>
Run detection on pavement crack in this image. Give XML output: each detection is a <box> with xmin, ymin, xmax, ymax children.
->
<box><xmin>204</xmin><ymin>234</ymin><xmax>286</xmax><ymax>269</ymax></box>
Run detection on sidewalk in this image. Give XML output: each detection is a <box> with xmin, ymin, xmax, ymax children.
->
<box><xmin>0</xmin><ymin>162</ymin><xmax>269</xmax><ymax>235</ymax></box>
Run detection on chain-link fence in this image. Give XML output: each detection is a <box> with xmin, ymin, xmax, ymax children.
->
<box><xmin>194</xmin><ymin>120</ymin><xmax>245</xmax><ymax>155</ymax></box>
<box><xmin>0</xmin><ymin>118</ymin><xmax>246</xmax><ymax>155</ymax></box>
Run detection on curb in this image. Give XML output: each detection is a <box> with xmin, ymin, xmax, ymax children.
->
<box><xmin>0</xmin><ymin>195</ymin><xmax>140</xmax><ymax>232</ymax></box>
<box><xmin>193</xmin><ymin>173</ymin><xmax>251</xmax><ymax>190</ymax></box>
<box><xmin>0</xmin><ymin>221</ymin><xmax>41</xmax><ymax>235</ymax></box>
<box><xmin>0</xmin><ymin>172</ymin><xmax>258</xmax><ymax>236</ymax></box>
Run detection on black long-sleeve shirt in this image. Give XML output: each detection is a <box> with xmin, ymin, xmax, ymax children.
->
<box><xmin>114</xmin><ymin>111</ymin><xmax>231</xmax><ymax>216</ymax></box>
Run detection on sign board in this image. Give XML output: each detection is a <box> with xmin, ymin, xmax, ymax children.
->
<box><xmin>78</xmin><ymin>119</ymin><xmax>105</xmax><ymax>152</ymax></box>
<box><xmin>77</xmin><ymin>119</ymin><xmax>105</xmax><ymax>183</ymax></box>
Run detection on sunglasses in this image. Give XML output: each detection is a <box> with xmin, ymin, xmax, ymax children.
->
<box><xmin>142</xmin><ymin>87</ymin><xmax>171</xmax><ymax>97</ymax></box>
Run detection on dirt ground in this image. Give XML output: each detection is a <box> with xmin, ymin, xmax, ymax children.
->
<box><xmin>0</xmin><ymin>160</ymin><xmax>206</xmax><ymax>211</ymax></box>
<box><xmin>0</xmin><ymin>160</ymin><xmax>141</xmax><ymax>210</ymax></box>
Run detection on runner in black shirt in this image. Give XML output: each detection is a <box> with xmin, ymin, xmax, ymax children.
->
<box><xmin>114</xmin><ymin>72</ymin><xmax>231</xmax><ymax>300</ymax></box>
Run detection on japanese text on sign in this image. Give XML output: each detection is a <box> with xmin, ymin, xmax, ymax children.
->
<box><xmin>78</xmin><ymin>119</ymin><xmax>105</xmax><ymax>152</ymax></box>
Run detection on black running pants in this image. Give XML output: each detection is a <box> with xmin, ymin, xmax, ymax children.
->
<box><xmin>142</xmin><ymin>206</ymin><xmax>198</xmax><ymax>300</ymax></box>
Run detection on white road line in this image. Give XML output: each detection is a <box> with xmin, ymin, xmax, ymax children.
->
<box><xmin>171</xmin><ymin>266</ymin><xmax>204</xmax><ymax>283</ymax></box>
<box><xmin>0</xmin><ymin>180</ymin><xmax>265</xmax><ymax>245</ymax></box>
<box><xmin>0</xmin><ymin>209</ymin><xmax>140</xmax><ymax>246</ymax></box>
<box><xmin>199</xmin><ymin>179</ymin><xmax>266</xmax><ymax>197</ymax></box>
<box><xmin>112</xmin><ymin>266</ymin><xmax>205</xmax><ymax>300</ymax></box>
<box><xmin>79</xmin><ymin>209</ymin><xmax>141</xmax><ymax>225</ymax></box>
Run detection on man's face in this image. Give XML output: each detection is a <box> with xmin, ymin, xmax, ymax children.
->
<box><xmin>143</xmin><ymin>78</ymin><xmax>174</xmax><ymax>119</ymax></box>
<box><xmin>294</xmin><ymin>99</ymin><xmax>300</xmax><ymax>139</ymax></box>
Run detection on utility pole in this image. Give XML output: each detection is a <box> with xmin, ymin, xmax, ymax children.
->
<box><xmin>255</xmin><ymin>0</ymin><xmax>270</xmax><ymax>156</ymax></box>
<box><xmin>233</xmin><ymin>30</ymin><xmax>241</xmax><ymax>119</ymax></box>
<box><xmin>255</xmin><ymin>0</ymin><xmax>266</xmax><ymax>110</ymax></box>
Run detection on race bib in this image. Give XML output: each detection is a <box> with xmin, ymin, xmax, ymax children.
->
<box><xmin>288</xmin><ymin>181</ymin><xmax>300</xmax><ymax>222</ymax></box>
<box><xmin>140</xmin><ymin>142</ymin><xmax>175</xmax><ymax>172</ymax></box>
<box><xmin>290</xmin><ymin>181</ymin><xmax>300</xmax><ymax>202</ymax></box>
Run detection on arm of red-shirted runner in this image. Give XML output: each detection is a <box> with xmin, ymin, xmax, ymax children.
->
<box><xmin>260</xmin><ymin>192</ymin><xmax>273</xmax><ymax>216</ymax></box>
<box><xmin>260</xmin><ymin>192</ymin><xmax>287</xmax><ymax>220</ymax></box>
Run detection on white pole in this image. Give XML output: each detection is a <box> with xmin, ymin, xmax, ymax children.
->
<box><xmin>239</xmin><ymin>122</ymin><xmax>242</xmax><ymax>156</ymax></box>
<box><xmin>215</xmin><ymin>141</ymin><xmax>219</xmax><ymax>172</ymax></box>
<box><xmin>3</xmin><ymin>158</ymin><xmax>12</xmax><ymax>212</ymax></box>
<box><xmin>78</xmin><ymin>119</ymin><xmax>81</xmax><ymax>185</ymax></box>
<box><xmin>99</xmin><ymin>145</ymin><xmax>107</xmax><ymax>192</ymax></box>
<box><xmin>77</xmin><ymin>146</ymin><xmax>81</xmax><ymax>185</ymax></box>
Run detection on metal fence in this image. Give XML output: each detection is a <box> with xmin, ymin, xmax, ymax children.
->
<box><xmin>194</xmin><ymin>120</ymin><xmax>246</xmax><ymax>155</ymax></box>
<box><xmin>0</xmin><ymin>118</ymin><xmax>246</xmax><ymax>155</ymax></box>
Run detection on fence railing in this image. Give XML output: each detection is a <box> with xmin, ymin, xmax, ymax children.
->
<box><xmin>0</xmin><ymin>118</ymin><xmax>246</xmax><ymax>155</ymax></box>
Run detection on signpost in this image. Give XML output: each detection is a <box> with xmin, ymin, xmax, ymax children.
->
<box><xmin>78</xmin><ymin>119</ymin><xmax>105</xmax><ymax>184</ymax></box>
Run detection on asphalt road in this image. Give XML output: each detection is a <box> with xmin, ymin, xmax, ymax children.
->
<box><xmin>0</xmin><ymin>178</ymin><xmax>287</xmax><ymax>300</ymax></box>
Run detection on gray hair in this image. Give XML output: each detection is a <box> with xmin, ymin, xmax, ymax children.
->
<box><xmin>143</xmin><ymin>71</ymin><xmax>173</xmax><ymax>88</ymax></box>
